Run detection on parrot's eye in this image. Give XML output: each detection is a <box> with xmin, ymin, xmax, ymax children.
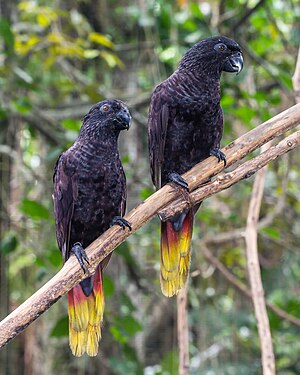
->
<box><xmin>101</xmin><ymin>104</ymin><xmax>110</xmax><ymax>112</ymax></box>
<box><xmin>214</xmin><ymin>43</ymin><xmax>227</xmax><ymax>52</ymax></box>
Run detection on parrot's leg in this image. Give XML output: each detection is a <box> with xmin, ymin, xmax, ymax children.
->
<box><xmin>71</xmin><ymin>242</ymin><xmax>90</xmax><ymax>273</ymax></box>
<box><xmin>210</xmin><ymin>148</ymin><xmax>227</xmax><ymax>166</ymax></box>
<box><xmin>111</xmin><ymin>216</ymin><xmax>132</xmax><ymax>230</ymax></box>
<box><xmin>168</xmin><ymin>172</ymin><xmax>189</xmax><ymax>191</ymax></box>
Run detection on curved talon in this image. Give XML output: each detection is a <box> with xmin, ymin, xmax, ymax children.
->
<box><xmin>210</xmin><ymin>148</ymin><xmax>227</xmax><ymax>166</ymax></box>
<box><xmin>111</xmin><ymin>216</ymin><xmax>132</xmax><ymax>231</ymax></box>
<box><xmin>71</xmin><ymin>242</ymin><xmax>90</xmax><ymax>273</ymax></box>
<box><xmin>168</xmin><ymin>172</ymin><xmax>189</xmax><ymax>191</ymax></box>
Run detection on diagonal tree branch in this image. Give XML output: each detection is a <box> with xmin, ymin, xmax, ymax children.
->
<box><xmin>0</xmin><ymin>104</ymin><xmax>300</xmax><ymax>349</ymax></box>
<box><xmin>159</xmin><ymin>130</ymin><xmax>300</xmax><ymax>221</ymax></box>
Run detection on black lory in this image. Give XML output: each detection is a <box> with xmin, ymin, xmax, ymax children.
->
<box><xmin>53</xmin><ymin>99</ymin><xmax>131</xmax><ymax>356</ymax></box>
<box><xmin>148</xmin><ymin>36</ymin><xmax>243</xmax><ymax>297</ymax></box>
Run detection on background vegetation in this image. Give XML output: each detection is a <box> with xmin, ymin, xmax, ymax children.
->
<box><xmin>0</xmin><ymin>0</ymin><xmax>299</xmax><ymax>374</ymax></box>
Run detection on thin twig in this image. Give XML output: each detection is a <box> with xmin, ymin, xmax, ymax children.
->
<box><xmin>203</xmin><ymin>155</ymin><xmax>289</xmax><ymax>246</ymax></box>
<box><xmin>292</xmin><ymin>46</ymin><xmax>300</xmax><ymax>103</ymax></box>
<box><xmin>177</xmin><ymin>286</ymin><xmax>189</xmax><ymax>375</ymax></box>
<box><xmin>202</xmin><ymin>246</ymin><xmax>300</xmax><ymax>327</ymax></box>
<box><xmin>245</xmin><ymin>143</ymin><xmax>275</xmax><ymax>374</ymax></box>
<box><xmin>241</xmin><ymin>41</ymin><xmax>294</xmax><ymax>100</ymax></box>
<box><xmin>230</xmin><ymin>0</ymin><xmax>266</xmax><ymax>33</ymax></box>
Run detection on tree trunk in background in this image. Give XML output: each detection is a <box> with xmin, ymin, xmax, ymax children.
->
<box><xmin>0</xmin><ymin>1</ymin><xmax>17</xmax><ymax>373</ymax></box>
<box><xmin>0</xmin><ymin>120</ymin><xmax>17</xmax><ymax>375</ymax></box>
<box><xmin>0</xmin><ymin>140</ymin><xmax>9</xmax><ymax>372</ymax></box>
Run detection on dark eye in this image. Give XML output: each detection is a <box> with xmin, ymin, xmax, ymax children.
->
<box><xmin>214</xmin><ymin>43</ymin><xmax>227</xmax><ymax>52</ymax></box>
<box><xmin>101</xmin><ymin>104</ymin><xmax>109</xmax><ymax>112</ymax></box>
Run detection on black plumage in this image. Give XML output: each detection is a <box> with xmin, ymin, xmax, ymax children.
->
<box><xmin>53</xmin><ymin>99</ymin><xmax>131</xmax><ymax>356</ymax></box>
<box><xmin>148</xmin><ymin>36</ymin><xmax>243</xmax><ymax>296</ymax></box>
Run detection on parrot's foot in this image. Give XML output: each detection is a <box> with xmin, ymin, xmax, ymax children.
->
<box><xmin>71</xmin><ymin>242</ymin><xmax>90</xmax><ymax>273</ymax></box>
<box><xmin>111</xmin><ymin>216</ymin><xmax>132</xmax><ymax>231</ymax></box>
<box><xmin>168</xmin><ymin>172</ymin><xmax>189</xmax><ymax>191</ymax></box>
<box><xmin>210</xmin><ymin>148</ymin><xmax>227</xmax><ymax>166</ymax></box>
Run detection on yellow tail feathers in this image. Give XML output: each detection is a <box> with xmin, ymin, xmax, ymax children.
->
<box><xmin>160</xmin><ymin>210</ymin><xmax>193</xmax><ymax>297</ymax></box>
<box><xmin>68</xmin><ymin>267</ymin><xmax>104</xmax><ymax>356</ymax></box>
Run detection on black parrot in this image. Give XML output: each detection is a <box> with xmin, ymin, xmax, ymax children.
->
<box><xmin>53</xmin><ymin>99</ymin><xmax>131</xmax><ymax>356</ymax></box>
<box><xmin>148</xmin><ymin>36</ymin><xmax>243</xmax><ymax>297</ymax></box>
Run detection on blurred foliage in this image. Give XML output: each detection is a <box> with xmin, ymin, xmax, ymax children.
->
<box><xmin>0</xmin><ymin>0</ymin><xmax>300</xmax><ymax>374</ymax></box>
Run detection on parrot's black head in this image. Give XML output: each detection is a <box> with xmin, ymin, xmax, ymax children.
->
<box><xmin>179</xmin><ymin>36</ymin><xmax>243</xmax><ymax>77</ymax></box>
<box><xmin>80</xmin><ymin>99</ymin><xmax>131</xmax><ymax>138</ymax></box>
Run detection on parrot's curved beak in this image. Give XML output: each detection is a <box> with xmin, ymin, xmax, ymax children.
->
<box><xmin>223</xmin><ymin>52</ymin><xmax>243</xmax><ymax>74</ymax></box>
<box><xmin>114</xmin><ymin>110</ymin><xmax>131</xmax><ymax>130</ymax></box>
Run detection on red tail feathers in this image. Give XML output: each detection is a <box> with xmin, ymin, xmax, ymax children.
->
<box><xmin>160</xmin><ymin>209</ymin><xmax>194</xmax><ymax>297</ymax></box>
<box><xmin>68</xmin><ymin>266</ymin><xmax>104</xmax><ymax>356</ymax></box>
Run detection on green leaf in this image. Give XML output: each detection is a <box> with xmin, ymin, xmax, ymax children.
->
<box><xmin>0</xmin><ymin>18</ymin><xmax>15</xmax><ymax>57</ymax></box>
<box><xmin>50</xmin><ymin>316</ymin><xmax>69</xmax><ymax>337</ymax></box>
<box><xmin>261</xmin><ymin>227</ymin><xmax>280</xmax><ymax>239</ymax></box>
<box><xmin>112</xmin><ymin>315</ymin><xmax>143</xmax><ymax>339</ymax></box>
<box><xmin>19</xmin><ymin>199</ymin><xmax>50</xmax><ymax>220</ymax></box>
<box><xmin>89</xmin><ymin>32</ymin><xmax>113</xmax><ymax>48</ymax></box>
<box><xmin>233</xmin><ymin>106</ymin><xmax>256</xmax><ymax>125</ymax></box>
<box><xmin>11</xmin><ymin>96</ymin><xmax>32</xmax><ymax>114</ymax></box>
<box><xmin>0</xmin><ymin>106</ymin><xmax>8</xmax><ymax>120</ymax></box>
<box><xmin>278</xmin><ymin>71</ymin><xmax>293</xmax><ymax>90</ymax></box>
<box><xmin>159</xmin><ymin>46</ymin><xmax>180</xmax><ymax>64</ymax></box>
<box><xmin>189</xmin><ymin>2</ymin><xmax>204</xmax><ymax>19</ymax></box>
<box><xmin>37</xmin><ymin>13</ymin><xmax>51</xmax><ymax>28</ymax></box>
<box><xmin>120</xmin><ymin>315</ymin><xmax>143</xmax><ymax>336</ymax></box>
<box><xmin>139</xmin><ymin>187</ymin><xmax>154</xmax><ymax>200</ymax></box>
<box><xmin>99</xmin><ymin>50</ymin><xmax>124</xmax><ymax>68</ymax></box>
<box><xmin>103</xmin><ymin>274</ymin><xmax>115</xmax><ymax>297</ymax></box>
<box><xmin>83</xmin><ymin>49</ymin><xmax>100</xmax><ymax>59</ymax></box>
<box><xmin>110</xmin><ymin>325</ymin><xmax>128</xmax><ymax>344</ymax></box>
<box><xmin>47</xmin><ymin>248</ymin><xmax>62</xmax><ymax>268</ymax></box>
<box><xmin>161</xmin><ymin>350</ymin><xmax>179</xmax><ymax>375</ymax></box>
<box><xmin>221</xmin><ymin>95</ymin><xmax>235</xmax><ymax>107</ymax></box>
<box><xmin>0</xmin><ymin>233</ymin><xmax>18</xmax><ymax>254</ymax></box>
<box><xmin>61</xmin><ymin>118</ymin><xmax>81</xmax><ymax>131</ymax></box>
